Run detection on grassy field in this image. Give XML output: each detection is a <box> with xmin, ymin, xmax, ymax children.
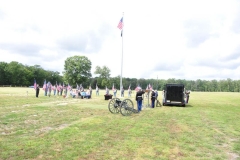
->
<box><xmin>0</xmin><ymin>87</ymin><xmax>240</xmax><ymax>160</ymax></box>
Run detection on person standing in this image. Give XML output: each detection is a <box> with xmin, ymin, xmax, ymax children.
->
<box><xmin>185</xmin><ymin>90</ymin><xmax>190</xmax><ymax>103</ymax></box>
<box><xmin>57</xmin><ymin>84</ymin><xmax>60</xmax><ymax>96</ymax></box>
<box><xmin>64</xmin><ymin>86</ymin><xmax>67</xmax><ymax>97</ymax></box>
<box><xmin>121</xmin><ymin>87</ymin><xmax>124</xmax><ymax>97</ymax></box>
<box><xmin>53</xmin><ymin>85</ymin><xmax>56</xmax><ymax>96</ymax></box>
<box><xmin>113</xmin><ymin>88</ymin><xmax>117</xmax><ymax>98</ymax></box>
<box><xmin>36</xmin><ymin>84</ymin><xmax>40</xmax><ymax>98</ymax></box>
<box><xmin>128</xmin><ymin>88</ymin><xmax>132</xmax><ymax>98</ymax></box>
<box><xmin>135</xmin><ymin>88</ymin><xmax>145</xmax><ymax>112</ymax></box>
<box><xmin>106</xmin><ymin>87</ymin><xmax>109</xmax><ymax>95</ymax></box>
<box><xmin>48</xmin><ymin>83</ymin><xmax>52</xmax><ymax>97</ymax></box>
<box><xmin>96</xmin><ymin>86</ymin><xmax>99</xmax><ymax>96</ymax></box>
<box><xmin>89</xmin><ymin>86</ymin><xmax>92</xmax><ymax>97</ymax></box>
<box><xmin>155</xmin><ymin>90</ymin><xmax>158</xmax><ymax>100</ymax></box>
<box><xmin>60</xmin><ymin>85</ymin><xmax>63</xmax><ymax>96</ymax></box>
<box><xmin>44</xmin><ymin>86</ymin><xmax>48</xmax><ymax>96</ymax></box>
<box><xmin>151</xmin><ymin>90</ymin><xmax>156</xmax><ymax>108</ymax></box>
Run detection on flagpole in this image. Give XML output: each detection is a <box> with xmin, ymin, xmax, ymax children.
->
<box><xmin>120</xmin><ymin>12</ymin><xmax>124</xmax><ymax>97</ymax></box>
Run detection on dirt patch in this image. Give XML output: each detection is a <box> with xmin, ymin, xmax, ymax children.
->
<box><xmin>228</xmin><ymin>152</ymin><xmax>239</xmax><ymax>160</ymax></box>
<box><xmin>56</xmin><ymin>124</ymin><xmax>69</xmax><ymax>130</ymax></box>
<box><xmin>22</xmin><ymin>104</ymin><xmax>30</xmax><ymax>107</ymax></box>
<box><xmin>24</xmin><ymin>120</ymin><xmax>38</xmax><ymax>125</ymax></box>
<box><xmin>35</xmin><ymin>126</ymin><xmax>53</xmax><ymax>134</ymax></box>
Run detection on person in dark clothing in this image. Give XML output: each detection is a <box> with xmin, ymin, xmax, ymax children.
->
<box><xmin>135</xmin><ymin>88</ymin><xmax>145</xmax><ymax>112</ymax></box>
<box><xmin>185</xmin><ymin>90</ymin><xmax>190</xmax><ymax>103</ymax></box>
<box><xmin>151</xmin><ymin>90</ymin><xmax>156</xmax><ymax>108</ymax></box>
<box><xmin>121</xmin><ymin>87</ymin><xmax>124</xmax><ymax>97</ymax></box>
<box><xmin>36</xmin><ymin>84</ymin><xmax>40</xmax><ymax>98</ymax></box>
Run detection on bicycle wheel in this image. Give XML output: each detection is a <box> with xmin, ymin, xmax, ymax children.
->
<box><xmin>108</xmin><ymin>98</ymin><xmax>121</xmax><ymax>114</ymax></box>
<box><xmin>120</xmin><ymin>99</ymin><xmax>134</xmax><ymax>116</ymax></box>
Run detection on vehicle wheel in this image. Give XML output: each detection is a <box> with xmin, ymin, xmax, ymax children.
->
<box><xmin>120</xmin><ymin>99</ymin><xmax>134</xmax><ymax>116</ymax></box>
<box><xmin>108</xmin><ymin>98</ymin><xmax>121</xmax><ymax>114</ymax></box>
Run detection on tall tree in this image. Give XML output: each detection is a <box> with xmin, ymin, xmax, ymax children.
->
<box><xmin>94</xmin><ymin>65</ymin><xmax>111</xmax><ymax>88</ymax></box>
<box><xmin>94</xmin><ymin>66</ymin><xmax>111</xmax><ymax>79</ymax></box>
<box><xmin>5</xmin><ymin>61</ymin><xmax>26</xmax><ymax>86</ymax></box>
<box><xmin>0</xmin><ymin>62</ymin><xmax>8</xmax><ymax>85</ymax></box>
<box><xmin>63</xmin><ymin>55</ymin><xmax>92</xmax><ymax>85</ymax></box>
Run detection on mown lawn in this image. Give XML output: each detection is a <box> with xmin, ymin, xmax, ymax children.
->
<box><xmin>0</xmin><ymin>87</ymin><xmax>240</xmax><ymax>160</ymax></box>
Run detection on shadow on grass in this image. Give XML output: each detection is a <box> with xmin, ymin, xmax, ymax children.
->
<box><xmin>163</xmin><ymin>104</ymin><xmax>193</xmax><ymax>108</ymax></box>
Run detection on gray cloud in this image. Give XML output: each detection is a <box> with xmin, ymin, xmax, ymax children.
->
<box><xmin>184</xmin><ymin>19</ymin><xmax>211</xmax><ymax>47</ymax></box>
<box><xmin>153</xmin><ymin>61</ymin><xmax>183</xmax><ymax>71</ymax></box>
<box><xmin>194</xmin><ymin>56</ymin><xmax>240</xmax><ymax>70</ymax></box>
<box><xmin>0</xmin><ymin>42</ymin><xmax>42</xmax><ymax>56</ymax></box>
<box><xmin>219</xmin><ymin>50</ymin><xmax>240</xmax><ymax>61</ymax></box>
<box><xmin>58</xmin><ymin>23</ymin><xmax>112</xmax><ymax>53</ymax></box>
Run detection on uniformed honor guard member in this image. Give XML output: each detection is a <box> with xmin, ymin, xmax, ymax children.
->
<box><xmin>151</xmin><ymin>90</ymin><xmax>156</xmax><ymax>108</ymax></box>
<box><xmin>135</xmin><ymin>88</ymin><xmax>145</xmax><ymax>112</ymax></box>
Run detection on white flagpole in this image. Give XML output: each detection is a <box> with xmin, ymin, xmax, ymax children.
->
<box><xmin>120</xmin><ymin>12</ymin><xmax>124</xmax><ymax>97</ymax></box>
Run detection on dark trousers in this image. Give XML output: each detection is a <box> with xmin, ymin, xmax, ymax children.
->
<box><xmin>36</xmin><ymin>90</ymin><xmax>39</xmax><ymax>97</ymax></box>
<box><xmin>151</xmin><ymin>99</ymin><xmax>155</xmax><ymax>108</ymax></box>
<box><xmin>186</xmin><ymin>96</ymin><xmax>189</xmax><ymax>103</ymax></box>
<box><xmin>137</xmin><ymin>100</ymin><xmax>142</xmax><ymax>111</ymax></box>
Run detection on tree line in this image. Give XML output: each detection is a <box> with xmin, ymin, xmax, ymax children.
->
<box><xmin>1</xmin><ymin>55</ymin><xmax>240</xmax><ymax>92</ymax></box>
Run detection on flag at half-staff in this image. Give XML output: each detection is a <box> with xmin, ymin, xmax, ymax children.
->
<box><xmin>117</xmin><ymin>17</ymin><xmax>124</xmax><ymax>37</ymax></box>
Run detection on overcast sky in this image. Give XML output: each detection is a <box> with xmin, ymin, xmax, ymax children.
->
<box><xmin>1</xmin><ymin>0</ymin><xmax>240</xmax><ymax>80</ymax></box>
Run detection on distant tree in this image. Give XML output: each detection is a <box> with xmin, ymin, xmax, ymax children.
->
<box><xmin>94</xmin><ymin>65</ymin><xmax>111</xmax><ymax>88</ymax></box>
<box><xmin>63</xmin><ymin>55</ymin><xmax>92</xmax><ymax>85</ymax></box>
<box><xmin>94</xmin><ymin>66</ymin><xmax>111</xmax><ymax>79</ymax></box>
<box><xmin>0</xmin><ymin>62</ymin><xmax>8</xmax><ymax>85</ymax></box>
<box><xmin>5</xmin><ymin>61</ymin><xmax>27</xmax><ymax>86</ymax></box>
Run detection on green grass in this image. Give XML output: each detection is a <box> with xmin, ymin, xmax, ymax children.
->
<box><xmin>0</xmin><ymin>88</ymin><xmax>240</xmax><ymax>160</ymax></box>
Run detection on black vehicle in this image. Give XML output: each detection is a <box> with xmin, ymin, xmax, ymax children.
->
<box><xmin>162</xmin><ymin>84</ymin><xmax>186</xmax><ymax>107</ymax></box>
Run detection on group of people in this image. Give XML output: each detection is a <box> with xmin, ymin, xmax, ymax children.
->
<box><xmin>135</xmin><ymin>88</ymin><xmax>158</xmax><ymax>112</ymax></box>
<box><xmin>105</xmin><ymin>87</ymin><xmax>132</xmax><ymax>98</ymax></box>
<box><xmin>35</xmin><ymin>83</ymin><xmax>93</xmax><ymax>99</ymax></box>
<box><xmin>69</xmin><ymin>87</ymin><xmax>92</xmax><ymax>99</ymax></box>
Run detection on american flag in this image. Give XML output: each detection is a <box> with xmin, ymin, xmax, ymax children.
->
<box><xmin>148</xmin><ymin>84</ymin><xmax>152</xmax><ymax>90</ymax></box>
<box><xmin>57</xmin><ymin>83</ymin><xmax>61</xmax><ymax>91</ymax></box>
<box><xmin>67</xmin><ymin>83</ymin><xmax>71</xmax><ymax>90</ymax></box>
<box><xmin>117</xmin><ymin>17</ymin><xmax>123</xmax><ymax>30</ymax></box>
<box><xmin>43</xmin><ymin>79</ymin><xmax>46</xmax><ymax>90</ymax></box>
<box><xmin>135</xmin><ymin>85</ymin><xmax>141</xmax><ymax>91</ymax></box>
<box><xmin>47</xmin><ymin>82</ymin><xmax>52</xmax><ymax>91</ymax></box>
<box><xmin>80</xmin><ymin>84</ymin><xmax>83</xmax><ymax>90</ymax></box>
